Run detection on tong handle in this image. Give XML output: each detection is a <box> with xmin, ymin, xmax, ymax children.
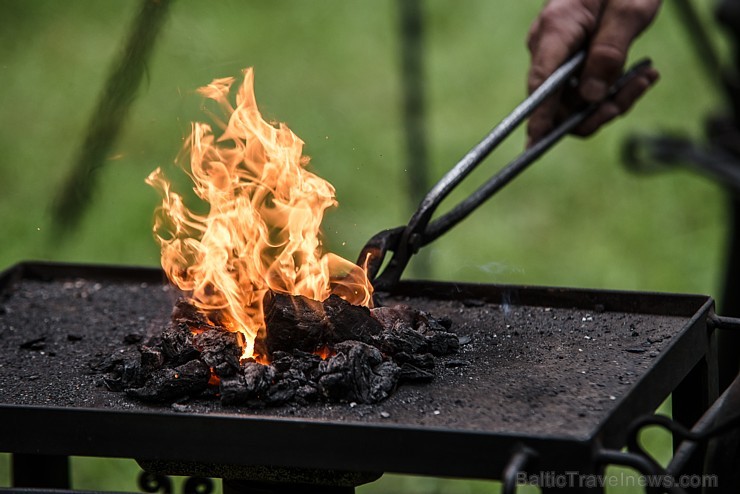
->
<box><xmin>424</xmin><ymin>57</ymin><xmax>653</xmax><ymax>243</ymax></box>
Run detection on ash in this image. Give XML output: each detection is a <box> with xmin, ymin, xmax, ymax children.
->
<box><xmin>96</xmin><ymin>294</ymin><xmax>459</xmax><ymax>406</ymax></box>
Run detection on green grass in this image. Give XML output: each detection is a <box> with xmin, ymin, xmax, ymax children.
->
<box><xmin>0</xmin><ymin>0</ymin><xmax>729</xmax><ymax>491</ymax></box>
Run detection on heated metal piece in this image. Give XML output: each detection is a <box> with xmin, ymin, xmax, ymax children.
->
<box><xmin>359</xmin><ymin>53</ymin><xmax>653</xmax><ymax>291</ymax></box>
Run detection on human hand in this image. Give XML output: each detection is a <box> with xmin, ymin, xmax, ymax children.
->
<box><xmin>526</xmin><ymin>0</ymin><xmax>662</xmax><ymax>145</ymax></box>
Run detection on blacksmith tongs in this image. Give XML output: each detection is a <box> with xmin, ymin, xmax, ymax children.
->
<box><xmin>358</xmin><ymin>50</ymin><xmax>652</xmax><ymax>291</ymax></box>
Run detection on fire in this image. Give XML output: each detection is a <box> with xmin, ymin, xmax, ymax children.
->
<box><xmin>146</xmin><ymin>68</ymin><xmax>373</xmax><ymax>358</ymax></box>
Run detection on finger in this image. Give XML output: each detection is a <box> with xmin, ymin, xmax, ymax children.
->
<box><xmin>612</xmin><ymin>66</ymin><xmax>659</xmax><ymax>113</ymax></box>
<box><xmin>527</xmin><ymin>25</ymin><xmax>585</xmax><ymax>144</ymax></box>
<box><xmin>526</xmin><ymin>27</ymin><xmax>577</xmax><ymax>144</ymax></box>
<box><xmin>527</xmin><ymin>1</ymin><xmax>601</xmax><ymax>94</ymax></box>
<box><xmin>572</xmin><ymin>68</ymin><xmax>659</xmax><ymax>136</ymax></box>
<box><xmin>580</xmin><ymin>0</ymin><xmax>661</xmax><ymax>101</ymax></box>
<box><xmin>527</xmin><ymin>89</ymin><xmax>562</xmax><ymax>146</ymax></box>
<box><xmin>572</xmin><ymin>102</ymin><xmax>622</xmax><ymax>136</ymax></box>
<box><xmin>526</xmin><ymin>0</ymin><xmax>603</xmax><ymax>145</ymax></box>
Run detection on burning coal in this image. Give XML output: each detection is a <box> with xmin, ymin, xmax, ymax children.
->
<box><xmin>98</xmin><ymin>297</ymin><xmax>459</xmax><ymax>406</ymax></box>
<box><xmin>146</xmin><ymin>68</ymin><xmax>373</xmax><ymax>360</ymax></box>
<box><xmin>97</xmin><ymin>69</ymin><xmax>460</xmax><ymax>406</ymax></box>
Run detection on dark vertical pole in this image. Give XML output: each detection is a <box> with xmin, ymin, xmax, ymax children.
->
<box><xmin>51</xmin><ymin>0</ymin><xmax>172</xmax><ymax>237</ymax></box>
<box><xmin>673</xmin><ymin>0</ymin><xmax>723</xmax><ymax>90</ymax></box>
<box><xmin>398</xmin><ymin>0</ymin><xmax>431</xmax><ymax>278</ymax></box>
<box><xmin>11</xmin><ymin>454</ymin><xmax>70</xmax><ymax>489</ymax></box>
<box><xmin>714</xmin><ymin>0</ymin><xmax>740</xmax><ymax>393</ymax></box>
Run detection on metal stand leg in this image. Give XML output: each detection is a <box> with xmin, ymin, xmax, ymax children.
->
<box><xmin>11</xmin><ymin>454</ymin><xmax>70</xmax><ymax>489</ymax></box>
<box><xmin>718</xmin><ymin>197</ymin><xmax>740</xmax><ymax>391</ymax></box>
<box><xmin>672</xmin><ymin>337</ymin><xmax>719</xmax><ymax>493</ymax></box>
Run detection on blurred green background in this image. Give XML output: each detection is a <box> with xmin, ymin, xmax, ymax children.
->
<box><xmin>0</xmin><ymin>0</ymin><xmax>730</xmax><ymax>492</ymax></box>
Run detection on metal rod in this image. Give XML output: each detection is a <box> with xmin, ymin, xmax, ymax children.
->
<box><xmin>668</xmin><ymin>372</ymin><xmax>740</xmax><ymax>477</ymax></box>
<box><xmin>424</xmin><ymin>98</ymin><xmax>592</xmax><ymax>243</ymax></box>
<box><xmin>424</xmin><ymin>59</ymin><xmax>652</xmax><ymax>244</ymax></box>
<box><xmin>501</xmin><ymin>446</ymin><xmax>537</xmax><ymax>494</ymax></box>
<box><xmin>51</xmin><ymin>0</ymin><xmax>172</xmax><ymax>236</ymax></box>
<box><xmin>406</xmin><ymin>50</ymin><xmax>586</xmax><ymax>233</ymax></box>
<box><xmin>673</xmin><ymin>0</ymin><xmax>723</xmax><ymax>91</ymax></box>
<box><xmin>709</xmin><ymin>313</ymin><xmax>740</xmax><ymax>331</ymax></box>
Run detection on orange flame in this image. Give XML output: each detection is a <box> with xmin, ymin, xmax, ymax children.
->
<box><xmin>146</xmin><ymin>68</ymin><xmax>373</xmax><ymax>358</ymax></box>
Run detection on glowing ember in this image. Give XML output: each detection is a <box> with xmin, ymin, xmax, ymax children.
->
<box><xmin>146</xmin><ymin>68</ymin><xmax>373</xmax><ymax>359</ymax></box>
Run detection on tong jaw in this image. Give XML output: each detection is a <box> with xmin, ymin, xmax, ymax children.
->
<box><xmin>356</xmin><ymin>226</ymin><xmax>404</xmax><ymax>292</ymax></box>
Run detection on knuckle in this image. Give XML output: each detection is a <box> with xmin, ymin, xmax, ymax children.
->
<box><xmin>615</xmin><ymin>0</ymin><xmax>660</xmax><ymax>24</ymax></box>
<box><xmin>527</xmin><ymin>66</ymin><xmax>549</xmax><ymax>92</ymax></box>
<box><xmin>590</xmin><ymin>43</ymin><xmax>627</xmax><ymax>73</ymax></box>
<box><xmin>535</xmin><ymin>1</ymin><xmax>600</xmax><ymax>45</ymax></box>
<box><xmin>526</xmin><ymin>21</ymin><xmax>540</xmax><ymax>52</ymax></box>
<box><xmin>538</xmin><ymin>7</ymin><xmax>572</xmax><ymax>35</ymax></box>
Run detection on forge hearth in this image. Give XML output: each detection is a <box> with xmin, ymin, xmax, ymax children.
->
<box><xmin>0</xmin><ymin>262</ymin><xmax>717</xmax><ymax>482</ymax></box>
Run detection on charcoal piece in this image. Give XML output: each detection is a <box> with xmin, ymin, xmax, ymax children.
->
<box><xmin>435</xmin><ymin>316</ymin><xmax>453</xmax><ymax>330</ymax></box>
<box><xmin>171</xmin><ymin>298</ymin><xmax>208</xmax><ymax>326</ymax></box>
<box><xmin>126</xmin><ymin>360</ymin><xmax>210</xmax><ymax>402</ymax></box>
<box><xmin>373</xmin><ymin>304</ymin><xmax>453</xmax><ymax>334</ymax></box>
<box><xmin>214</xmin><ymin>361</ymin><xmax>235</xmax><ymax>376</ymax></box>
<box><xmin>415</xmin><ymin>310</ymin><xmax>451</xmax><ymax>333</ymax></box>
<box><xmin>100</xmin><ymin>347</ymin><xmax>144</xmax><ymax>391</ymax></box>
<box><xmin>289</xmin><ymin>350</ymin><xmax>322</xmax><ymax>375</ymax></box>
<box><xmin>371</xmin><ymin>361</ymin><xmax>401</xmax><ymax>400</ymax></box>
<box><xmin>398</xmin><ymin>363</ymin><xmax>434</xmax><ymax>382</ymax></box>
<box><xmin>265</xmin><ymin>379</ymin><xmax>299</xmax><ymax>405</ymax></box>
<box><xmin>20</xmin><ymin>336</ymin><xmax>46</xmax><ymax>351</ymax></box>
<box><xmin>261</xmin><ymin>293</ymin><xmax>327</xmax><ymax>355</ymax></box>
<box><xmin>160</xmin><ymin>323</ymin><xmax>199</xmax><ymax>365</ymax></box>
<box><xmin>317</xmin><ymin>371</ymin><xmax>349</xmax><ymax>399</ymax></box>
<box><xmin>219</xmin><ymin>362</ymin><xmax>276</xmax><ymax>406</ymax></box>
<box><xmin>377</xmin><ymin>326</ymin><xmax>428</xmax><ymax>355</ymax></box>
<box><xmin>259</xmin><ymin>293</ymin><xmax>382</xmax><ymax>356</ymax></box>
<box><xmin>394</xmin><ymin>352</ymin><xmax>435</xmax><ymax>382</ymax></box>
<box><xmin>425</xmin><ymin>331</ymin><xmax>460</xmax><ymax>356</ymax></box>
<box><xmin>371</xmin><ymin>305</ymin><xmax>416</xmax><ymax>330</ymax></box>
<box><xmin>242</xmin><ymin>361</ymin><xmax>274</xmax><ymax>396</ymax></box>
<box><xmin>393</xmin><ymin>351</ymin><xmax>435</xmax><ymax>370</ymax></box>
<box><xmin>317</xmin><ymin>341</ymin><xmax>399</xmax><ymax>403</ymax></box>
<box><xmin>271</xmin><ymin>351</ymin><xmax>294</xmax><ymax>373</ymax></box>
<box><xmin>193</xmin><ymin>329</ymin><xmax>241</xmax><ymax>377</ymax></box>
<box><xmin>219</xmin><ymin>375</ymin><xmax>248</xmax><ymax>406</ymax></box>
<box><xmin>282</xmin><ymin>367</ymin><xmax>308</xmax><ymax>384</ymax></box>
<box><xmin>422</xmin><ymin>311</ymin><xmax>452</xmax><ymax>331</ymax></box>
<box><xmin>323</xmin><ymin>294</ymin><xmax>382</xmax><ymax>344</ymax></box>
<box><xmin>296</xmin><ymin>384</ymin><xmax>318</xmax><ymax>403</ymax></box>
<box><xmin>140</xmin><ymin>345</ymin><xmax>165</xmax><ymax>372</ymax></box>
